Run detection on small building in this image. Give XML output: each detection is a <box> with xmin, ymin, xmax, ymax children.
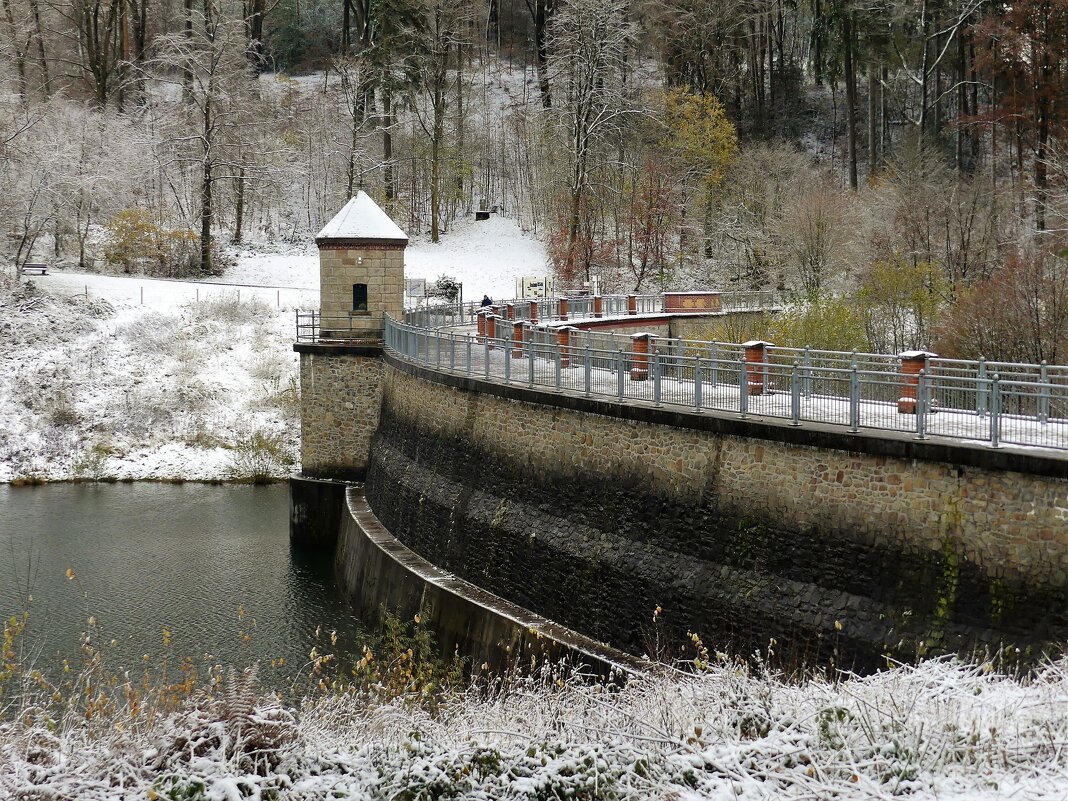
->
<box><xmin>315</xmin><ymin>191</ymin><xmax>407</xmax><ymax>339</ymax></box>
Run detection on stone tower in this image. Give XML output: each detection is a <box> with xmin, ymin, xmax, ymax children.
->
<box><xmin>315</xmin><ymin>191</ymin><xmax>407</xmax><ymax>339</ymax></box>
<box><xmin>294</xmin><ymin>194</ymin><xmax>408</xmax><ymax>484</ymax></box>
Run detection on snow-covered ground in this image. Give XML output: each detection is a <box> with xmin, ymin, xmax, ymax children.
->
<box><xmin>2</xmin><ymin>657</ymin><xmax>1065</xmax><ymax>800</ymax></box>
<box><xmin>0</xmin><ymin>216</ymin><xmax>548</xmax><ymax>483</ymax></box>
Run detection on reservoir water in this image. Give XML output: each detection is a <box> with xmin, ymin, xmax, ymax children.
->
<box><xmin>0</xmin><ymin>482</ymin><xmax>363</xmax><ymax>690</ymax></box>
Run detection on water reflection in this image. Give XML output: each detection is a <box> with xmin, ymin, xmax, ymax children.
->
<box><xmin>0</xmin><ymin>483</ymin><xmax>364</xmax><ymax>690</ymax></box>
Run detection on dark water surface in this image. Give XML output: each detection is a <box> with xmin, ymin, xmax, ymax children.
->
<box><xmin>0</xmin><ymin>483</ymin><xmax>363</xmax><ymax>690</ymax></box>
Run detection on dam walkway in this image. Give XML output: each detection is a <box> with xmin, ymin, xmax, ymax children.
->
<box><xmin>300</xmin><ymin>292</ymin><xmax>1068</xmax><ymax>456</ymax></box>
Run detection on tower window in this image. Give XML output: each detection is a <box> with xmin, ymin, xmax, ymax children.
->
<box><xmin>352</xmin><ymin>283</ymin><xmax>368</xmax><ymax>312</ymax></box>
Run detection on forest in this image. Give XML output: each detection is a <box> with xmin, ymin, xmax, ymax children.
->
<box><xmin>1</xmin><ymin>0</ymin><xmax>1067</xmax><ymax>362</ymax></box>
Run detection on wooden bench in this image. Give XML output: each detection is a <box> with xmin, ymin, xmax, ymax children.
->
<box><xmin>21</xmin><ymin>263</ymin><xmax>48</xmax><ymax>276</ymax></box>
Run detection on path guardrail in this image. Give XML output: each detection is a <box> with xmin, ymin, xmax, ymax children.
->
<box><xmin>380</xmin><ymin>314</ymin><xmax>1068</xmax><ymax>454</ymax></box>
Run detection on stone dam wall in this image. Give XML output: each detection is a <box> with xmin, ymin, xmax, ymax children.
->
<box><xmin>364</xmin><ymin>355</ymin><xmax>1068</xmax><ymax>670</ymax></box>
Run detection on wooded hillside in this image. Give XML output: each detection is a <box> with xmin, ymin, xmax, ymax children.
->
<box><xmin>2</xmin><ymin>0</ymin><xmax>1067</xmax><ymax>360</ymax></box>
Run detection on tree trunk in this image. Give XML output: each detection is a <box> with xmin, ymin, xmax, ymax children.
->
<box><xmin>843</xmin><ymin>8</ymin><xmax>858</xmax><ymax>190</ymax></box>
<box><xmin>487</xmin><ymin>0</ymin><xmax>499</xmax><ymax>45</ymax></box>
<box><xmin>28</xmin><ymin>0</ymin><xmax>48</xmax><ymax>95</ymax></box>
<box><xmin>3</xmin><ymin>0</ymin><xmax>28</xmax><ymax>100</ymax></box>
<box><xmin>868</xmin><ymin>62</ymin><xmax>878</xmax><ymax>173</ymax></box>
<box><xmin>530</xmin><ymin>0</ymin><xmax>552</xmax><ymax>108</ymax></box>
<box><xmin>234</xmin><ymin>167</ymin><xmax>245</xmax><ymax>244</ymax></box>
<box><xmin>455</xmin><ymin>41</ymin><xmax>465</xmax><ymax>205</ymax></box>
<box><xmin>200</xmin><ymin>96</ymin><xmax>213</xmax><ymax>273</ymax></box>
<box><xmin>341</xmin><ymin>0</ymin><xmax>350</xmax><ymax>55</ymax></box>
<box><xmin>383</xmin><ymin>87</ymin><xmax>396</xmax><ymax>200</ymax></box>
<box><xmin>184</xmin><ymin>0</ymin><xmax>194</xmax><ymax>97</ymax></box>
<box><xmin>812</xmin><ymin>0</ymin><xmax>823</xmax><ymax>86</ymax></box>
<box><xmin>917</xmin><ymin>0</ymin><xmax>930</xmax><ymax>148</ymax></box>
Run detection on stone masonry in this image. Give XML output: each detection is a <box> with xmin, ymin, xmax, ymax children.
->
<box><xmin>365</xmin><ymin>359</ymin><xmax>1068</xmax><ymax>667</ymax></box>
<box><xmin>318</xmin><ymin>245</ymin><xmax>404</xmax><ymax>326</ymax></box>
<box><xmin>298</xmin><ymin>349</ymin><xmax>384</xmax><ymax>479</ymax></box>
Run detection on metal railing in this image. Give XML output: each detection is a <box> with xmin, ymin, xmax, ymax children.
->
<box><xmin>295</xmin><ymin>311</ymin><xmax>385</xmax><ymax>342</ymax></box>
<box><xmin>396</xmin><ymin>290</ymin><xmax>782</xmax><ymax>331</ymax></box>
<box><xmin>381</xmin><ymin>315</ymin><xmax>1068</xmax><ymax>454</ymax></box>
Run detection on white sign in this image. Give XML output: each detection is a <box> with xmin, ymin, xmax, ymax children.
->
<box><xmin>518</xmin><ymin>276</ymin><xmax>555</xmax><ymax>298</ymax></box>
<box><xmin>404</xmin><ymin>278</ymin><xmax>426</xmax><ymax>298</ymax></box>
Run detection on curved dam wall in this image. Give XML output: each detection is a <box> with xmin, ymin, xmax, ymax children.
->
<box><xmin>366</xmin><ymin>355</ymin><xmax>1068</xmax><ymax>670</ymax></box>
<box><xmin>289</xmin><ymin>476</ymin><xmax>645</xmax><ymax>677</ymax></box>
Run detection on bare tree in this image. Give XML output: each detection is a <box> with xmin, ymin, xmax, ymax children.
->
<box><xmin>153</xmin><ymin>9</ymin><xmax>263</xmax><ymax>272</ymax></box>
<box><xmin>548</xmin><ymin>0</ymin><xmax>638</xmax><ymax>282</ymax></box>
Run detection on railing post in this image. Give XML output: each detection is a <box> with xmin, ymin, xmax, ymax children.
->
<box><xmin>529</xmin><ymin>333</ymin><xmax>536</xmax><ymax>387</ymax></box>
<box><xmin>484</xmin><ymin>336</ymin><xmax>491</xmax><ymax>379</ymax></box>
<box><xmin>616</xmin><ymin>349</ymin><xmax>625</xmax><ymax>400</ymax></box>
<box><xmin>630</xmin><ymin>333</ymin><xmax>651</xmax><ymax>380</ymax></box>
<box><xmin>512</xmin><ymin>320</ymin><xmax>525</xmax><ymax>359</ymax></box>
<box><xmin>976</xmin><ymin>357</ymin><xmax>988</xmax><ymax>416</ymax></box>
<box><xmin>450</xmin><ymin>331</ymin><xmax>456</xmax><ymax>370</ymax></box>
<box><xmin>558</xmin><ymin>297</ymin><xmax>569</xmax><ymax>321</ymax></box>
<box><xmin>694</xmin><ymin>358</ymin><xmax>702</xmax><ymax>412</ymax></box>
<box><xmin>916</xmin><ymin>369</ymin><xmax>928</xmax><ymax>439</ymax></box>
<box><xmin>898</xmin><ymin>350</ymin><xmax>936</xmax><ymax>414</ymax></box>
<box><xmin>990</xmin><ymin>373</ymin><xmax>1001</xmax><ymax>447</ymax></box>
<box><xmin>802</xmin><ymin>346</ymin><xmax>812</xmax><ymax>397</ymax></box>
<box><xmin>529</xmin><ymin>300</ymin><xmax>538</xmax><ymax>324</ymax></box>
<box><xmin>584</xmin><ymin>344</ymin><xmax>592</xmax><ymax>396</ymax></box>
<box><xmin>627</xmin><ymin>294</ymin><xmax>638</xmax><ymax>315</ymax></box>
<box><xmin>555</xmin><ymin>341</ymin><xmax>562</xmax><ymax>390</ymax></box>
<box><xmin>738</xmin><ymin>360</ymin><xmax>749</xmax><ymax>417</ymax></box>
<box><xmin>466</xmin><ymin>337</ymin><xmax>472</xmax><ymax>374</ymax></box>
<box><xmin>593</xmin><ymin>295</ymin><xmax>603</xmax><ymax>318</ymax></box>
<box><xmin>743</xmin><ymin>340</ymin><xmax>771</xmax><ymax>395</ymax></box>
<box><xmin>653</xmin><ymin>348</ymin><xmax>662</xmax><ymax>406</ymax></box>
<box><xmin>709</xmin><ymin>342</ymin><xmax>719</xmax><ymax>389</ymax></box>
<box><xmin>790</xmin><ymin>361</ymin><xmax>801</xmax><ymax>425</ymax></box>
<box><xmin>849</xmin><ymin>363</ymin><xmax>860</xmax><ymax>432</ymax></box>
<box><xmin>504</xmin><ymin>330</ymin><xmax>512</xmax><ymax>383</ymax></box>
<box><xmin>558</xmin><ymin>326</ymin><xmax>575</xmax><ymax>369</ymax></box>
<box><xmin>1039</xmin><ymin>361</ymin><xmax>1050</xmax><ymax>423</ymax></box>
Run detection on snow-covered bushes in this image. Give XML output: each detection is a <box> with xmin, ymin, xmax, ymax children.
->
<box><xmin>1</xmin><ymin>656</ymin><xmax>1065</xmax><ymax>799</ymax></box>
<box><xmin>0</xmin><ymin>286</ymin><xmax>298</xmax><ymax>483</ymax></box>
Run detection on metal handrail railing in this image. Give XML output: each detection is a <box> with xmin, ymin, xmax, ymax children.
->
<box><xmin>380</xmin><ymin>315</ymin><xmax>1068</xmax><ymax>454</ymax></box>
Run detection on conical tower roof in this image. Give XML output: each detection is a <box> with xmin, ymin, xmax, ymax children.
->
<box><xmin>315</xmin><ymin>191</ymin><xmax>408</xmax><ymax>245</ymax></box>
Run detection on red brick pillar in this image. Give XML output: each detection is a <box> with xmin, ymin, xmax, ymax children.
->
<box><xmin>476</xmin><ymin>310</ymin><xmax>487</xmax><ymax>343</ymax></box>
<box><xmin>898</xmin><ymin>351</ymin><xmax>935</xmax><ymax>413</ymax></box>
<box><xmin>506</xmin><ymin>303</ymin><xmax>515</xmax><ymax>320</ymax></box>
<box><xmin>558</xmin><ymin>326</ymin><xmax>575</xmax><ymax>368</ymax></box>
<box><xmin>558</xmin><ymin>297</ymin><xmax>569</xmax><ymax>321</ymax></box>
<box><xmin>630</xmin><ymin>333</ymin><xmax>651</xmax><ymax>381</ymax></box>
<box><xmin>485</xmin><ymin>314</ymin><xmax>497</xmax><ymax>349</ymax></box>
<box><xmin>593</xmin><ymin>295</ymin><xmax>603</xmax><ymax>318</ymax></box>
<box><xmin>512</xmin><ymin>320</ymin><xmax>525</xmax><ymax>358</ymax></box>
<box><xmin>528</xmin><ymin>300</ymin><xmax>539</xmax><ymax>324</ymax></box>
<box><xmin>743</xmin><ymin>340</ymin><xmax>771</xmax><ymax>395</ymax></box>
<box><xmin>627</xmin><ymin>294</ymin><xmax>638</xmax><ymax>315</ymax></box>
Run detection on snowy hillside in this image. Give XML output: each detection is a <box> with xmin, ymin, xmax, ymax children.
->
<box><xmin>0</xmin><ymin>217</ymin><xmax>548</xmax><ymax>483</ymax></box>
